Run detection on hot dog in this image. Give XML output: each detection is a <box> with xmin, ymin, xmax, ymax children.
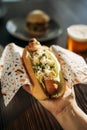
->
<box><xmin>22</xmin><ymin>38</ymin><xmax>65</xmax><ymax>100</ymax></box>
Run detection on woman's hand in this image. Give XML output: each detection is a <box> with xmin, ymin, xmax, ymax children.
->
<box><xmin>40</xmin><ymin>86</ymin><xmax>87</xmax><ymax>130</ymax></box>
<box><xmin>40</xmin><ymin>86</ymin><xmax>76</xmax><ymax>117</ymax></box>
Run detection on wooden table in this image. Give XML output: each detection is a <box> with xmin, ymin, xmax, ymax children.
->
<box><xmin>0</xmin><ymin>0</ymin><xmax>87</xmax><ymax>130</ymax></box>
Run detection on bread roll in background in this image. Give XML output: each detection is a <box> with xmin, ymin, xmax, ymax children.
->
<box><xmin>26</xmin><ymin>10</ymin><xmax>50</xmax><ymax>35</ymax></box>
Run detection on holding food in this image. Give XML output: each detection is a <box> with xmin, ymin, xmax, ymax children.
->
<box><xmin>26</xmin><ymin>10</ymin><xmax>50</xmax><ymax>35</ymax></box>
<box><xmin>1</xmin><ymin>38</ymin><xmax>87</xmax><ymax>107</ymax></box>
<box><xmin>22</xmin><ymin>38</ymin><xmax>65</xmax><ymax>100</ymax></box>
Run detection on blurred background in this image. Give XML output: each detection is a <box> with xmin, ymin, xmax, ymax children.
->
<box><xmin>0</xmin><ymin>0</ymin><xmax>87</xmax><ymax>53</ymax></box>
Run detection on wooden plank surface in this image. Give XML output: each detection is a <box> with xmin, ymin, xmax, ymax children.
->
<box><xmin>0</xmin><ymin>84</ymin><xmax>87</xmax><ymax>130</ymax></box>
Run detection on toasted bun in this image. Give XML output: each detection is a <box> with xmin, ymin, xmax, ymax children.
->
<box><xmin>22</xmin><ymin>38</ymin><xmax>65</xmax><ymax>100</ymax></box>
<box><xmin>26</xmin><ymin>10</ymin><xmax>50</xmax><ymax>35</ymax></box>
<box><xmin>22</xmin><ymin>46</ymin><xmax>47</xmax><ymax>100</ymax></box>
<box><xmin>26</xmin><ymin>10</ymin><xmax>50</xmax><ymax>23</ymax></box>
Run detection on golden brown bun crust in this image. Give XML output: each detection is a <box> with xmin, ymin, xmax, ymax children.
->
<box><xmin>26</xmin><ymin>10</ymin><xmax>50</xmax><ymax>35</ymax></box>
<box><xmin>26</xmin><ymin>10</ymin><xmax>50</xmax><ymax>23</ymax></box>
<box><xmin>22</xmin><ymin>46</ymin><xmax>47</xmax><ymax>100</ymax></box>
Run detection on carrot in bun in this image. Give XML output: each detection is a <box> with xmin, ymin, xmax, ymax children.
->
<box><xmin>22</xmin><ymin>38</ymin><xmax>65</xmax><ymax>100</ymax></box>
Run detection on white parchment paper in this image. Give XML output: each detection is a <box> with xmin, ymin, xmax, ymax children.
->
<box><xmin>0</xmin><ymin>43</ymin><xmax>87</xmax><ymax>106</ymax></box>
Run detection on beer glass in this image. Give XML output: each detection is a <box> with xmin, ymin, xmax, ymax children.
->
<box><xmin>67</xmin><ymin>25</ymin><xmax>87</xmax><ymax>58</ymax></box>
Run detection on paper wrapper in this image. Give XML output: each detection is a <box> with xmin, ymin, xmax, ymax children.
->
<box><xmin>0</xmin><ymin>43</ymin><xmax>87</xmax><ymax>106</ymax></box>
<box><xmin>51</xmin><ymin>45</ymin><xmax>87</xmax><ymax>87</ymax></box>
<box><xmin>0</xmin><ymin>43</ymin><xmax>31</xmax><ymax>106</ymax></box>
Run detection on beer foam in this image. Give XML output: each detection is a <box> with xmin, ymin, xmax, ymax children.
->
<box><xmin>67</xmin><ymin>25</ymin><xmax>87</xmax><ymax>41</ymax></box>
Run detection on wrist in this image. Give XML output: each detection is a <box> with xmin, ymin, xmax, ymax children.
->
<box><xmin>55</xmin><ymin>102</ymin><xmax>87</xmax><ymax>130</ymax></box>
<box><xmin>55</xmin><ymin>103</ymin><xmax>78</xmax><ymax>130</ymax></box>
<box><xmin>57</xmin><ymin>101</ymin><xmax>77</xmax><ymax>117</ymax></box>
<box><xmin>53</xmin><ymin>96</ymin><xmax>76</xmax><ymax>117</ymax></box>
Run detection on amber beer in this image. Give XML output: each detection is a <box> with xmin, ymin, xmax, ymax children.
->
<box><xmin>67</xmin><ymin>25</ymin><xmax>87</xmax><ymax>56</ymax></box>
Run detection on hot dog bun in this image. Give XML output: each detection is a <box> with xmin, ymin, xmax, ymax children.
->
<box><xmin>22</xmin><ymin>38</ymin><xmax>65</xmax><ymax>100</ymax></box>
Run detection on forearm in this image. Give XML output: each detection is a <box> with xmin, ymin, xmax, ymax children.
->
<box><xmin>56</xmin><ymin>103</ymin><xmax>87</xmax><ymax>130</ymax></box>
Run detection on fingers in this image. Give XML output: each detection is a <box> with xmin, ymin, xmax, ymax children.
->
<box><xmin>63</xmin><ymin>84</ymin><xmax>75</xmax><ymax>99</ymax></box>
<box><xmin>63</xmin><ymin>87</ymin><xmax>72</xmax><ymax>98</ymax></box>
<box><xmin>39</xmin><ymin>85</ymin><xmax>76</xmax><ymax>115</ymax></box>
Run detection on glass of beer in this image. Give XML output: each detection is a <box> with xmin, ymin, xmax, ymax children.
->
<box><xmin>67</xmin><ymin>25</ymin><xmax>87</xmax><ymax>58</ymax></box>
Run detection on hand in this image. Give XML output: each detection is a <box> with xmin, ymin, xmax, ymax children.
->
<box><xmin>40</xmin><ymin>86</ymin><xmax>76</xmax><ymax>117</ymax></box>
<box><xmin>40</xmin><ymin>86</ymin><xmax>87</xmax><ymax>130</ymax></box>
